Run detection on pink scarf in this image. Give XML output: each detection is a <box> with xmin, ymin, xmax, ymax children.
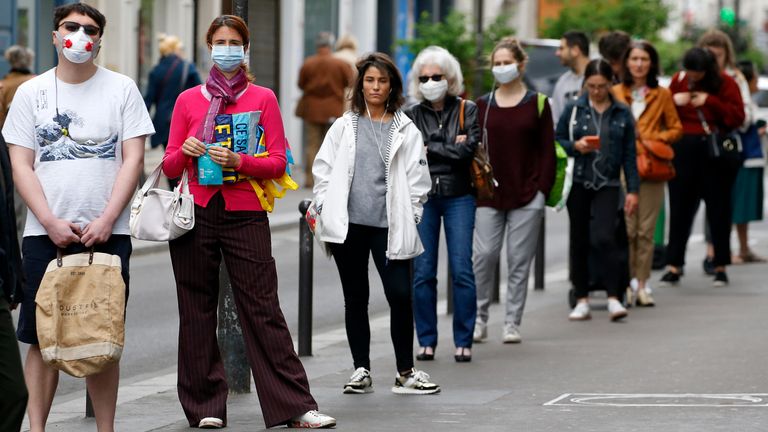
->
<box><xmin>198</xmin><ymin>66</ymin><xmax>249</xmax><ymax>143</ymax></box>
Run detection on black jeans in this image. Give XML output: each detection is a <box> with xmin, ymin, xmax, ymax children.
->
<box><xmin>567</xmin><ymin>184</ymin><xmax>622</xmax><ymax>299</ymax></box>
<box><xmin>329</xmin><ymin>224</ymin><xmax>414</xmax><ymax>372</ymax></box>
<box><xmin>667</xmin><ymin>134</ymin><xmax>740</xmax><ymax>268</ymax></box>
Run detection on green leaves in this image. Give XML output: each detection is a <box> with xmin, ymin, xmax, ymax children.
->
<box><xmin>541</xmin><ymin>0</ymin><xmax>670</xmax><ymax>40</ymax></box>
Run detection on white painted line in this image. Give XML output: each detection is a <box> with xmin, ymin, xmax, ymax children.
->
<box><xmin>544</xmin><ymin>393</ymin><xmax>768</xmax><ymax>407</ymax></box>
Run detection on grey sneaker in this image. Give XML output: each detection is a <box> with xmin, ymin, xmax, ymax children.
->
<box><xmin>391</xmin><ymin>369</ymin><xmax>440</xmax><ymax>395</ymax></box>
<box><xmin>473</xmin><ymin>321</ymin><xmax>487</xmax><ymax>342</ymax></box>
<box><xmin>343</xmin><ymin>367</ymin><xmax>373</xmax><ymax>394</ymax></box>
<box><xmin>502</xmin><ymin>323</ymin><xmax>522</xmax><ymax>343</ymax></box>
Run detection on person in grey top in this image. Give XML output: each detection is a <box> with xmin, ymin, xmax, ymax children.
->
<box><xmin>551</xmin><ymin>31</ymin><xmax>591</xmax><ymax>121</ymax></box>
<box><xmin>310</xmin><ymin>52</ymin><xmax>438</xmax><ymax>396</ymax></box>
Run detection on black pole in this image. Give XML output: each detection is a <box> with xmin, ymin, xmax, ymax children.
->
<box><xmin>212</xmin><ymin>0</ymin><xmax>251</xmax><ymax>395</ymax></box>
<box><xmin>298</xmin><ymin>200</ymin><xmax>314</xmax><ymax>356</ymax></box>
<box><xmin>534</xmin><ymin>213</ymin><xmax>545</xmax><ymax>290</ymax></box>
<box><xmin>85</xmin><ymin>390</ymin><xmax>94</xmax><ymax>418</ymax></box>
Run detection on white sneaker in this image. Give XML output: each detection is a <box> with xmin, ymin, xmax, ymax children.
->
<box><xmin>288</xmin><ymin>410</ymin><xmax>336</xmax><ymax>428</ymax></box>
<box><xmin>630</xmin><ymin>278</ymin><xmax>639</xmax><ymax>291</ymax></box>
<box><xmin>644</xmin><ymin>281</ymin><xmax>653</xmax><ymax>294</ymax></box>
<box><xmin>473</xmin><ymin>321</ymin><xmax>487</xmax><ymax>342</ymax></box>
<box><xmin>343</xmin><ymin>367</ymin><xmax>373</xmax><ymax>394</ymax></box>
<box><xmin>391</xmin><ymin>369</ymin><xmax>440</xmax><ymax>395</ymax></box>
<box><xmin>502</xmin><ymin>323</ymin><xmax>522</xmax><ymax>343</ymax></box>
<box><xmin>607</xmin><ymin>298</ymin><xmax>628</xmax><ymax>321</ymax></box>
<box><xmin>568</xmin><ymin>302</ymin><xmax>591</xmax><ymax>321</ymax></box>
<box><xmin>198</xmin><ymin>417</ymin><xmax>224</xmax><ymax>429</ymax></box>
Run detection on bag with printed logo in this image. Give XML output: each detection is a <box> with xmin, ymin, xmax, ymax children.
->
<box><xmin>35</xmin><ymin>249</ymin><xmax>126</xmax><ymax>377</ymax></box>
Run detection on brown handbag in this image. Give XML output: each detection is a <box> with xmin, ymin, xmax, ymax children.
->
<box><xmin>637</xmin><ymin>139</ymin><xmax>675</xmax><ymax>181</ymax></box>
<box><xmin>467</xmin><ymin>99</ymin><xmax>496</xmax><ymax>200</ymax></box>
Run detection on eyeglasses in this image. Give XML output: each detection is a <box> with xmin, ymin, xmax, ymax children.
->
<box><xmin>59</xmin><ymin>21</ymin><xmax>100</xmax><ymax>36</ymax></box>
<box><xmin>418</xmin><ymin>74</ymin><xmax>444</xmax><ymax>83</ymax></box>
<box><xmin>585</xmin><ymin>83</ymin><xmax>610</xmax><ymax>92</ymax></box>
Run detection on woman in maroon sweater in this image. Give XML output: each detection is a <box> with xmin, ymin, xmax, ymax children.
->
<box><xmin>661</xmin><ymin>47</ymin><xmax>744</xmax><ymax>287</ymax></box>
<box><xmin>472</xmin><ymin>37</ymin><xmax>555</xmax><ymax>344</ymax></box>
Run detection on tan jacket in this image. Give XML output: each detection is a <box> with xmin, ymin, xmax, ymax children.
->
<box><xmin>0</xmin><ymin>71</ymin><xmax>35</xmax><ymax>127</ymax></box>
<box><xmin>612</xmin><ymin>84</ymin><xmax>683</xmax><ymax>154</ymax></box>
<box><xmin>296</xmin><ymin>53</ymin><xmax>354</xmax><ymax>124</ymax></box>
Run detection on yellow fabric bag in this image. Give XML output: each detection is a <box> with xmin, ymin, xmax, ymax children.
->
<box><xmin>35</xmin><ymin>250</ymin><xmax>125</xmax><ymax>377</ymax></box>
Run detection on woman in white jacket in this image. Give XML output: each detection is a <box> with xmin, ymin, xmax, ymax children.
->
<box><xmin>309</xmin><ymin>52</ymin><xmax>438</xmax><ymax>395</ymax></box>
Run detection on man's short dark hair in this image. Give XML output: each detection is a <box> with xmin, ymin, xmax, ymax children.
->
<box><xmin>54</xmin><ymin>3</ymin><xmax>106</xmax><ymax>37</ymax></box>
<box><xmin>598</xmin><ymin>31</ymin><xmax>631</xmax><ymax>64</ymax></box>
<box><xmin>562</xmin><ymin>31</ymin><xmax>589</xmax><ymax>57</ymax></box>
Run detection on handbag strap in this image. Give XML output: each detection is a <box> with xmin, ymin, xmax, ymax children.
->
<box><xmin>140</xmin><ymin>162</ymin><xmax>190</xmax><ymax>196</ymax></box>
<box><xmin>568</xmin><ymin>104</ymin><xmax>578</xmax><ymax>142</ymax></box>
<box><xmin>695</xmin><ymin>108</ymin><xmax>715</xmax><ymax>135</ymax></box>
<box><xmin>56</xmin><ymin>248</ymin><xmax>94</xmax><ymax>267</ymax></box>
<box><xmin>459</xmin><ymin>99</ymin><xmax>466</xmax><ymax>131</ymax></box>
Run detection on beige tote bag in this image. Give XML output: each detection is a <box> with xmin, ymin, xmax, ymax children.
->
<box><xmin>35</xmin><ymin>250</ymin><xmax>126</xmax><ymax>377</ymax></box>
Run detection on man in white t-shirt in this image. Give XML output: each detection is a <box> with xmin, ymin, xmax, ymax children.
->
<box><xmin>1</xmin><ymin>4</ymin><xmax>154</xmax><ymax>431</ymax></box>
<box><xmin>551</xmin><ymin>31</ymin><xmax>591</xmax><ymax>122</ymax></box>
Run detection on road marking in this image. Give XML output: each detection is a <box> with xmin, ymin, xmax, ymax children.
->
<box><xmin>544</xmin><ymin>393</ymin><xmax>768</xmax><ymax>407</ymax></box>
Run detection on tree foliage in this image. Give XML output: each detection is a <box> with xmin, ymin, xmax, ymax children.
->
<box><xmin>397</xmin><ymin>10</ymin><xmax>515</xmax><ymax>98</ymax></box>
<box><xmin>541</xmin><ymin>0</ymin><xmax>669</xmax><ymax>40</ymax></box>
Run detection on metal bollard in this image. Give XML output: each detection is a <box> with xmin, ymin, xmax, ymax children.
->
<box><xmin>534</xmin><ymin>213</ymin><xmax>545</xmax><ymax>290</ymax></box>
<box><xmin>85</xmin><ymin>390</ymin><xmax>94</xmax><ymax>417</ymax></box>
<box><xmin>298</xmin><ymin>200</ymin><xmax>314</xmax><ymax>356</ymax></box>
<box><xmin>218</xmin><ymin>264</ymin><xmax>251</xmax><ymax>393</ymax></box>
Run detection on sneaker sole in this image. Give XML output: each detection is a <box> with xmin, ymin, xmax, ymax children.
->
<box><xmin>391</xmin><ymin>386</ymin><xmax>441</xmax><ymax>395</ymax></box>
<box><xmin>713</xmin><ymin>281</ymin><xmax>728</xmax><ymax>287</ymax></box>
<box><xmin>610</xmin><ymin>311</ymin><xmax>628</xmax><ymax>321</ymax></box>
<box><xmin>502</xmin><ymin>337</ymin><xmax>522</xmax><ymax>344</ymax></box>
<box><xmin>568</xmin><ymin>314</ymin><xmax>591</xmax><ymax>321</ymax></box>
<box><xmin>289</xmin><ymin>419</ymin><xmax>337</xmax><ymax>428</ymax></box>
<box><xmin>343</xmin><ymin>386</ymin><xmax>373</xmax><ymax>394</ymax></box>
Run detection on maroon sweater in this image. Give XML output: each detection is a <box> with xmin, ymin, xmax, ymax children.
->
<box><xmin>668</xmin><ymin>71</ymin><xmax>744</xmax><ymax>135</ymax></box>
<box><xmin>475</xmin><ymin>91</ymin><xmax>556</xmax><ymax>210</ymax></box>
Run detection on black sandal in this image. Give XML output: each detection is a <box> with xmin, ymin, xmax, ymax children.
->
<box><xmin>416</xmin><ymin>346</ymin><xmax>435</xmax><ymax>361</ymax></box>
<box><xmin>454</xmin><ymin>347</ymin><xmax>472</xmax><ymax>363</ymax></box>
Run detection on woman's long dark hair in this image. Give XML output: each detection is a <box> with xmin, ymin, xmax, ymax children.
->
<box><xmin>620</xmin><ymin>40</ymin><xmax>660</xmax><ymax>88</ymax></box>
<box><xmin>682</xmin><ymin>47</ymin><xmax>722</xmax><ymax>94</ymax></box>
<box><xmin>583</xmin><ymin>59</ymin><xmax>614</xmax><ymax>84</ymax></box>
<box><xmin>350</xmin><ymin>52</ymin><xmax>405</xmax><ymax>114</ymax></box>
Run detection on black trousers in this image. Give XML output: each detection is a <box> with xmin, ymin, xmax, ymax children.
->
<box><xmin>666</xmin><ymin>134</ymin><xmax>740</xmax><ymax>268</ymax></box>
<box><xmin>0</xmin><ymin>298</ymin><xmax>27</xmax><ymax>432</ymax></box>
<box><xmin>567</xmin><ymin>184</ymin><xmax>622</xmax><ymax>298</ymax></box>
<box><xmin>329</xmin><ymin>224</ymin><xmax>414</xmax><ymax>372</ymax></box>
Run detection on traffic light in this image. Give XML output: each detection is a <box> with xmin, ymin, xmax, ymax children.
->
<box><xmin>720</xmin><ymin>7</ymin><xmax>736</xmax><ymax>27</ymax></box>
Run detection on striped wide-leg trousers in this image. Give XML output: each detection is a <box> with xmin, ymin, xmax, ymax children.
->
<box><xmin>169</xmin><ymin>193</ymin><xmax>317</xmax><ymax>428</ymax></box>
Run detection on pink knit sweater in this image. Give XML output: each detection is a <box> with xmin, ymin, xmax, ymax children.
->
<box><xmin>163</xmin><ymin>84</ymin><xmax>288</xmax><ymax>211</ymax></box>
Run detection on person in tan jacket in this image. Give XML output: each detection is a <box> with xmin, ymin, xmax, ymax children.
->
<box><xmin>0</xmin><ymin>46</ymin><xmax>35</xmax><ymax>129</ymax></box>
<box><xmin>613</xmin><ymin>40</ymin><xmax>682</xmax><ymax>307</ymax></box>
<box><xmin>296</xmin><ymin>32</ymin><xmax>353</xmax><ymax>188</ymax></box>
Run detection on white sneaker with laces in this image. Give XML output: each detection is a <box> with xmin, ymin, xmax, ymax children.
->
<box><xmin>288</xmin><ymin>410</ymin><xmax>336</xmax><ymax>428</ymax></box>
<box><xmin>473</xmin><ymin>321</ymin><xmax>487</xmax><ymax>342</ymax></box>
<box><xmin>502</xmin><ymin>323</ymin><xmax>522</xmax><ymax>343</ymax></box>
<box><xmin>607</xmin><ymin>298</ymin><xmax>628</xmax><ymax>321</ymax></box>
<box><xmin>568</xmin><ymin>302</ymin><xmax>591</xmax><ymax>321</ymax></box>
<box><xmin>343</xmin><ymin>367</ymin><xmax>373</xmax><ymax>394</ymax></box>
<box><xmin>391</xmin><ymin>369</ymin><xmax>440</xmax><ymax>395</ymax></box>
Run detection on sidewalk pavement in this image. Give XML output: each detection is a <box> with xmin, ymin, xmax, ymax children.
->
<box><xmin>38</xmin><ymin>220</ymin><xmax>768</xmax><ymax>431</ymax></box>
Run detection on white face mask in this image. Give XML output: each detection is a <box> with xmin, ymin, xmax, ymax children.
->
<box><xmin>419</xmin><ymin>79</ymin><xmax>448</xmax><ymax>102</ymax></box>
<box><xmin>492</xmin><ymin>63</ymin><xmax>519</xmax><ymax>84</ymax></box>
<box><xmin>55</xmin><ymin>28</ymin><xmax>100</xmax><ymax>64</ymax></box>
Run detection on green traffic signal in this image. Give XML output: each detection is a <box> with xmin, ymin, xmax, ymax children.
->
<box><xmin>720</xmin><ymin>7</ymin><xmax>735</xmax><ymax>27</ymax></box>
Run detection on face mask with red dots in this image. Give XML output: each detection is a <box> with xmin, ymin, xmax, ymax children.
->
<box><xmin>55</xmin><ymin>28</ymin><xmax>100</xmax><ymax>64</ymax></box>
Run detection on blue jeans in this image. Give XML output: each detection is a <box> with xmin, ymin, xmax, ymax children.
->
<box><xmin>413</xmin><ymin>194</ymin><xmax>477</xmax><ymax>349</ymax></box>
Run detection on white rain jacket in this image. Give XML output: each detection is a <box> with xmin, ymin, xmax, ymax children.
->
<box><xmin>310</xmin><ymin>110</ymin><xmax>431</xmax><ymax>260</ymax></box>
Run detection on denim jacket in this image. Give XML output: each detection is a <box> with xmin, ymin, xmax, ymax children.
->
<box><xmin>555</xmin><ymin>93</ymin><xmax>639</xmax><ymax>193</ymax></box>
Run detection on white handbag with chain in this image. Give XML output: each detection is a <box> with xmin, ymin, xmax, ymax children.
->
<box><xmin>129</xmin><ymin>163</ymin><xmax>194</xmax><ymax>241</ymax></box>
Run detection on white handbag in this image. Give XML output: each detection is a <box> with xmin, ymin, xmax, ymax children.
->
<box><xmin>129</xmin><ymin>164</ymin><xmax>194</xmax><ymax>241</ymax></box>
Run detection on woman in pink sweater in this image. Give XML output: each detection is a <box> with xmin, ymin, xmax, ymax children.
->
<box><xmin>162</xmin><ymin>15</ymin><xmax>334</xmax><ymax>429</ymax></box>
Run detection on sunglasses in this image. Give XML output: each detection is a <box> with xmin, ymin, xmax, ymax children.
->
<box><xmin>59</xmin><ymin>21</ymin><xmax>100</xmax><ymax>36</ymax></box>
<box><xmin>418</xmin><ymin>74</ymin><xmax>444</xmax><ymax>83</ymax></box>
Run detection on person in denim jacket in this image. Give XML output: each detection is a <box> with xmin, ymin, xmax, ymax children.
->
<box><xmin>555</xmin><ymin>59</ymin><xmax>639</xmax><ymax>321</ymax></box>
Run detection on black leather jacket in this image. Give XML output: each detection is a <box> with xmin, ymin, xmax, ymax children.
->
<box><xmin>405</xmin><ymin>96</ymin><xmax>480</xmax><ymax>197</ymax></box>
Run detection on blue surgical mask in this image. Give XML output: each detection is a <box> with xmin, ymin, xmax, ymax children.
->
<box><xmin>211</xmin><ymin>45</ymin><xmax>244</xmax><ymax>72</ymax></box>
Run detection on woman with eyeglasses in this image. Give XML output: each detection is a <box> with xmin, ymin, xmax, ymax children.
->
<box><xmin>162</xmin><ymin>15</ymin><xmax>334</xmax><ymax>429</ymax></box>
<box><xmin>556</xmin><ymin>59</ymin><xmax>639</xmax><ymax>321</ymax></box>
<box><xmin>404</xmin><ymin>46</ymin><xmax>479</xmax><ymax>363</ymax></box>
<box><xmin>311</xmin><ymin>52</ymin><xmax>439</xmax><ymax>395</ymax></box>
<box><xmin>612</xmin><ymin>40</ymin><xmax>683</xmax><ymax>307</ymax></box>
<box><xmin>472</xmin><ymin>37</ymin><xmax>555</xmax><ymax>344</ymax></box>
